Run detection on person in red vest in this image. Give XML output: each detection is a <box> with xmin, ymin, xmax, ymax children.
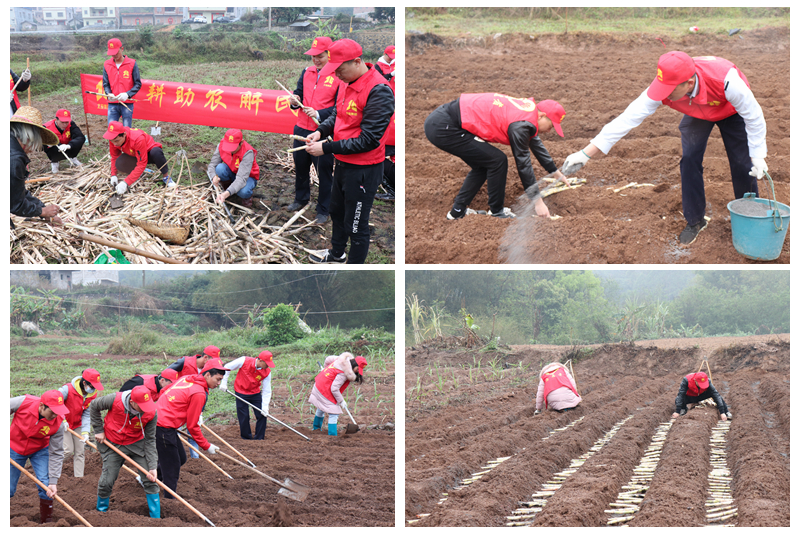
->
<box><xmin>57</xmin><ymin>368</ymin><xmax>103</xmax><ymax>478</ymax></box>
<box><xmin>42</xmin><ymin>109</ymin><xmax>86</xmax><ymax>173</ymax></box>
<box><xmin>104</xmin><ymin>121</ymin><xmax>173</xmax><ymax>195</ymax></box>
<box><xmin>672</xmin><ymin>371</ymin><xmax>731</xmax><ymax>420</ymax></box>
<box><xmin>10</xmin><ymin>68</ymin><xmax>31</xmax><ymax>117</ymax></box>
<box><xmin>206</xmin><ymin>129</ymin><xmax>260</xmax><ymax>209</ymax></box>
<box><xmin>374</xmin><ymin>44</ymin><xmax>395</xmax><ymax>79</ymax></box>
<box><xmin>102</xmin><ymin>38</ymin><xmax>142</xmax><ymax>128</ymax></box>
<box><xmin>425</xmin><ymin>92</ymin><xmax>569</xmax><ymax>220</ymax></box>
<box><xmin>563</xmin><ymin>51</ymin><xmax>768</xmax><ymax>246</ymax></box>
<box><xmin>375</xmin><ymin>48</ymin><xmax>396</xmax><ymax>201</ymax></box>
<box><xmin>287</xmin><ymin>36</ymin><xmax>344</xmax><ymax>224</ymax></box>
<box><xmin>534</xmin><ymin>362</ymin><xmax>581</xmax><ymax>414</ymax></box>
<box><xmin>155</xmin><ymin>360</ymin><xmax>228</xmax><ymax>496</ymax></box>
<box><xmin>119</xmin><ymin>367</ymin><xmax>179</xmax><ymax>402</ymax></box>
<box><xmin>90</xmin><ymin>385</ymin><xmax>160</xmax><ymax>517</ymax></box>
<box><xmin>220</xmin><ymin>350</ymin><xmax>276</xmax><ymax>440</ymax></box>
<box><xmin>305</xmin><ymin>39</ymin><xmax>394</xmax><ymax>264</ymax></box>
<box><xmin>10</xmin><ymin>390</ymin><xmax>69</xmax><ymax>523</ymax></box>
<box><xmin>309</xmin><ymin>352</ymin><xmax>367</xmax><ymax>435</ymax></box>
<box><xmin>168</xmin><ymin>345</ymin><xmax>219</xmax><ymax>379</ymax></box>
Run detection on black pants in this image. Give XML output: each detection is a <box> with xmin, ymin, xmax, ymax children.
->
<box><xmin>155</xmin><ymin>427</ymin><xmax>186</xmax><ymax>499</ymax></box>
<box><xmin>116</xmin><ymin>147</ymin><xmax>169</xmax><ymax>177</ymax></box>
<box><xmin>383</xmin><ymin>145</ymin><xmax>395</xmax><ymax>190</ymax></box>
<box><xmin>685</xmin><ymin>391</ymin><xmax>729</xmax><ymax>413</ymax></box>
<box><xmin>44</xmin><ymin>142</ymin><xmax>85</xmax><ymax>163</ymax></box>
<box><xmin>424</xmin><ymin>104</ymin><xmax>509</xmax><ymax>214</ymax></box>
<box><xmin>329</xmin><ymin>160</ymin><xmax>383</xmax><ymax>264</ymax></box>
<box><xmin>678</xmin><ymin>112</ymin><xmax>757</xmax><ymax>225</ymax></box>
<box><xmin>293</xmin><ymin>125</ymin><xmax>334</xmax><ymax>215</ymax></box>
<box><xmin>235</xmin><ymin>392</ymin><xmax>267</xmax><ymax>440</ymax></box>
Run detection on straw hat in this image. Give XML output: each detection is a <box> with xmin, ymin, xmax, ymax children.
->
<box><xmin>11</xmin><ymin>106</ymin><xmax>59</xmax><ymax>146</ymax></box>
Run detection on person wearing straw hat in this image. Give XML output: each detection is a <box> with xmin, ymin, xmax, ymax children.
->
<box><xmin>10</xmin><ymin>106</ymin><xmax>63</xmax><ymax>226</ymax></box>
<box><xmin>305</xmin><ymin>38</ymin><xmax>395</xmax><ymax>263</ymax></box>
<box><xmin>155</xmin><ymin>360</ymin><xmax>229</xmax><ymax>497</ymax></box>
<box><xmin>90</xmin><ymin>385</ymin><xmax>160</xmax><ymax>517</ymax></box>
<box><xmin>563</xmin><ymin>51</ymin><xmax>767</xmax><ymax>245</ymax></box>
<box><xmin>10</xmin><ymin>68</ymin><xmax>31</xmax><ymax>117</ymax></box>
<box><xmin>206</xmin><ymin>128</ymin><xmax>259</xmax><ymax>209</ymax></box>
<box><xmin>10</xmin><ymin>390</ymin><xmax>69</xmax><ymax>524</ymax></box>
<box><xmin>43</xmin><ymin>109</ymin><xmax>85</xmax><ymax>173</ymax></box>
<box><xmin>672</xmin><ymin>371</ymin><xmax>732</xmax><ymax>421</ymax></box>
<box><xmin>102</xmin><ymin>38</ymin><xmax>142</xmax><ymax>128</ymax></box>
<box><xmin>104</xmin><ymin>121</ymin><xmax>173</xmax><ymax>195</ymax></box>
<box><xmin>220</xmin><ymin>350</ymin><xmax>275</xmax><ymax>440</ymax></box>
<box><xmin>119</xmin><ymin>367</ymin><xmax>180</xmax><ymax>402</ymax></box>
<box><xmin>309</xmin><ymin>352</ymin><xmax>367</xmax><ymax>435</ymax></box>
<box><xmin>57</xmin><ymin>368</ymin><xmax>104</xmax><ymax>479</ymax></box>
<box><xmin>374</xmin><ymin>44</ymin><xmax>395</xmax><ymax>80</ymax></box>
<box><xmin>425</xmin><ymin>93</ymin><xmax>569</xmax><ymax>220</ymax></box>
<box><xmin>286</xmin><ymin>36</ymin><xmax>344</xmax><ymax>225</ymax></box>
<box><xmin>534</xmin><ymin>362</ymin><xmax>582</xmax><ymax>414</ymax></box>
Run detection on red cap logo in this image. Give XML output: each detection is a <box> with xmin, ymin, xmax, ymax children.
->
<box><xmin>110</xmin><ymin>125</ymin><xmax>114</xmax><ymax>131</ymax></box>
<box><xmin>657</xmin><ymin>68</ymin><xmax>663</xmax><ymax>82</ymax></box>
<box><xmin>144</xmin><ymin>393</ymin><xmax>150</xmax><ymax>401</ymax></box>
<box><xmin>57</xmin><ymin>396</ymin><xmax>63</xmax><ymax>404</ymax></box>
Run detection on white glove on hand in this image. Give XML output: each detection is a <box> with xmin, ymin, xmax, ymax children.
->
<box><xmin>339</xmin><ymin>400</ymin><xmax>347</xmax><ymax>409</ymax></box>
<box><xmin>21</xmin><ymin>69</ymin><xmax>31</xmax><ymax>82</ymax></box>
<box><xmin>198</xmin><ymin>414</ymin><xmax>204</xmax><ymax>426</ymax></box>
<box><xmin>61</xmin><ymin>420</ymin><xmax>69</xmax><ymax>431</ymax></box>
<box><xmin>118</xmin><ymin>92</ymin><xmax>129</xmax><ymax>102</ymax></box>
<box><xmin>58</xmin><ymin>144</ymin><xmax>70</xmax><ymax>152</ymax></box>
<box><xmin>110</xmin><ymin>175</ymin><xmax>118</xmax><ymax>186</ymax></box>
<box><xmin>561</xmin><ymin>150</ymin><xmax>591</xmax><ymax>175</ymax></box>
<box><xmin>219</xmin><ymin>384</ymin><xmax>227</xmax><ymax>392</ymax></box>
<box><xmin>116</xmin><ymin>181</ymin><xmax>128</xmax><ymax>195</ymax></box>
<box><xmin>81</xmin><ymin>432</ymin><xmax>90</xmax><ymax>443</ymax></box>
<box><xmin>749</xmin><ymin>158</ymin><xmax>768</xmax><ymax>180</ymax></box>
<box><xmin>207</xmin><ymin>444</ymin><xmax>219</xmax><ymax>455</ymax></box>
<box><xmin>10</xmin><ymin>91</ymin><xmax>14</xmax><ymax>102</ymax></box>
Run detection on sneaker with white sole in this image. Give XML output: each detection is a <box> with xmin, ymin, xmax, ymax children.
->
<box><xmin>163</xmin><ymin>177</ymin><xmax>177</xmax><ymax>188</ymax></box>
<box><xmin>51</xmin><ymin>162</ymin><xmax>59</xmax><ymax>174</ymax></box>
<box><xmin>489</xmin><ymin>207</ymin><xmax>516</xmax><ymax>219</ymax></box>
<box><xmin>447</xmin><ymin>207</ymin><xmax>465</xmax><ymax>220</ymax></box>
<box><xmin>679</xmin><ymin>218</ymin><xmax>708</xmax><ymax>245</ymax></box>
<box><xmin>309</xmin><ymin>249</ymin><xmax>346</xmax><ymax>263</ymax></box>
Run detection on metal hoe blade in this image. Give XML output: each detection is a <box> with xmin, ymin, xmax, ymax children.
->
<box><xmin>278</xmin><ymin>479</ymin><xmax>312</xmax><ymax>502</ymax></box>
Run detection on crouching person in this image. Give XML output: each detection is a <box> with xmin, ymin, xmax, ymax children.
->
<box><xmin>672</xmin><ymin>371</ymin><xmax>731</xmax><ymax>421</ymax></box>
<box><xmin>535</xmin><ymin>362</ymin><xmax>582</xmax><ymax>414</ymax></box>
<box><xmin>43</xmin><ymin>109</ymin><xmax>85</xmax><ymax>173</ymax></box>
<box><xmin>309</xmin><ymin>352</ymin><xmax>367</xmax><ymax>435</ymax></box>
<box><xmin>91</xmin><ymin>385</ymin><xmax>160</xmax><ymax>517</ymax></box>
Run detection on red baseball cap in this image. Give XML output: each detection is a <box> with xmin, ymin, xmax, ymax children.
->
<box><xmin>41</xmin><ymin>390</ymin><xmax>70</xmax><ymax>416</ymax></box>
<box><xmin>384</xmin><ymin>45</ymin><xmax>396</xmax><ymax>60</ymax></box>
<box><xmin>220</xmin><ymin>129</ymin><xmax>242</xmax><ymax>152</ymax></box>
<box><xmin>201</xmin><ymin>360</ymin><xmax>230</xmax><ymax>373</ymax></box>
<box><xmin>691</xmin><ymin>372</ymin><xmax>710</xmax><ymax>391</ymax></box>
<box><xmin>160</xmin><ymin>368</ymin><xmax>179</xmax><ymax>382</ymax></box>
<box><xmin>107</xmin><ymin>38</ymin><xmax>123</xmax><ymax>56</ymax></box>
<box><xmin>537</xmin><ymin>100</ymin><xmax>566</xmax><ymax>138</ymax></box>
<box><xmin>103</xmin><ymin>121</ymin><xmax>127</xmax><ymax>140</ymax></box>
<box><xmin>354</xmin><ymin>356</ymin><xmax>368</xmax><ymax>375</ymax></box>
<box><xmin>328</xmin><ymin>39</ymin><xmax>363</xmax><ymax>68</ymax></box>
<box><xmin>258</xmin><ymin>350</ymin><xmax>276</xmax><ymax>368</ymax></box>
<box><xmin>306</xmin><ymin>36</ymin><xmax>333</xmax><ymax>55</ymax></box>
<box><xmin>648</xmin><ymin>51</ymin><xmax>696</xmax><ymax>101</ymax></box>
<box><xmin>56</xmin><ymin>109</ymin><xmax>71</xmax><ymax>121</ymax></box>
<box><xmin>130</xmin><ymin>385</ymin><xmax>157</xmax><ymax>413</ymax></box>
<box><xmin>204</xmin><ymin>345</ymin><xmax>221</xmax><ymax>358</ymax></box>
<box><xmin>83</xmin><ymin>368</ymin><xmax>104</xmax><ymax>391</ymax></box>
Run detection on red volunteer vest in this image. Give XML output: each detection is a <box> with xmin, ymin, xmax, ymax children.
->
<box><xmin>333</xmin><ymin>66</ymin><xmax>390</xmax><ymax>165</ymax></box>
<box><xmin>137</xmin><ymin>374</ymin><xmax>163</xmax><ymax>401</ymax></box>
<box><xmin>103</xmin><ymin>56</ymin><xmax>137</xmax><ymax>103</ymax></box>
<box><xmin>64</xmin><ymin>381</ymin><xmax>98</xmax><ymax>430</ymax></box>
<box><xmin>234</xmin><ymin>357</ymin><xmax>271</xmax><ymax>395</ymax></box>
<box><xmin>116</xmin><ymin>128</ymin><xmax>162</xmax><ymax>158</ymax></box>
<box><xmin>156</xmin><ymin>375</ymin><xmax>208</xmax><ymax>428</ymax></box>
<box><xmin>103</xmin><ymin>392</ymin><xmax>155</xmax><ymax>446</ymax></box>
<box><xmin>385</xmin><ymin>76</ymin><xmax>396</xmax><ymax>147</ymax></box>
<box><xmin>177</xmin><ymin>355</ymin><xmax>202</xmax><ymax>378</ymax></box>
<box><xmin>10</xmin><ymin>73</ymin><xmax>20</xmax><ymax>109</ymax></box>
<box><xmin>460</xmin><ymin>93</ymin><xmax>540</xmax><ymax>145</ymax></box>
<box><xmin>315</xmin><ymin>363</ymin><xmax>350</xmax><ymax>404</ymax></box>
<box><xmin>685</xmin><ymin>372</ymin><xmax>710</xmax><ymax>396</ymax></box>
<box><xmin>298</xmin><ymin>64</ymin><xmax>342</xmax><ymax>131</ymax></box>
<box><xmin>44</xmin><ymin>119</ymin><xmax>72</xmax><ymax>145</ymax></box>
<box><xmin>662</xmin><ymin>57</ymin><xmax>749</xmax><ymax>122</ymax></box>
<box><xmin>10</xmin><ymin>395</ymin><xmax>65</xmax><ymax>456</ymax></box>
<box><xmin>376</xmin><ymin>61</ymin><xmax>395</xmax><ymax>78</ymax></box>
<box><xmin>541</xmin><ymin>367</ymin><xmax>579</xmax><ymax>409</ymax></box>
<box><xmin>220</xmin><ymin>140</ymin><xmax>260</xmax><ymax>180</ymax></box>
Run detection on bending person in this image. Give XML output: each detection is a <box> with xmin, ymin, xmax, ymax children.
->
<box><xmin>309</xmin><ymin>352</ymin><xmax>367</xmax><ymax>435</ymax></box>
<box><xmin>535</xmin><ymin>362</ymin><xmax>581</xmax><ymax>414</ymax></box>
<box><xmin>672</xmin><ymin>371</ymin><xmax>731</xmax><ymax>420</ymax></box>
<box><xmin>220</xmin><ymin>350</ymin><xmax>275</xmax><ymax>440</ymax></box>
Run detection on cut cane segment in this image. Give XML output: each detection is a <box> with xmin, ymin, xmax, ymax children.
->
<box><xmin>436</xmin><ymin>455</ymin><xmax>516</xmax><ymax>508</ymax></box>
<box><xmin>542</xmin><ymin>416</ymin><xmax>584</xmax><ymax>441</ymax></box>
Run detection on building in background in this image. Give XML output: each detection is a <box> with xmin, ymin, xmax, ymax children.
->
<box><xmin>153</xmin><ymin>7</ymin><xmax>184</xmax><ymax>25</ymax></box>
<box><xmin>10</xmin><ymin>7</ymin><xmax>36</xmax><ymax>31</ymax></box>
<box><xmin>41</xmin><ymin>7</ymin><xmax>75</xmax><ymax>26</ymax></box>
<box><xmin>120</xmin><ymin>11</ymin><xmax>155</xmax><ymax>26</ymax></box>
<box><xmin>11</xmin><ymin>270</ymin><xmax>119</xmax><ymax>290</ymax></box>
<box><xmin>81</xmin><ymin>7</ymin><xmax>118</xmax><ymax>27</ymax></box>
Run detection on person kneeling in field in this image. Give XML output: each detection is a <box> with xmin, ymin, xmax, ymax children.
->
<box><xmin>425</xmin><ymin>93</ymin><xmax>569</xmax><ymax>220</ymax></box>
<box><xmin>220</xmin><ymin>350</ymin><xmax>275</xmax><ymax>440</ymax></box>
<box><xmin>43</xmin><ymin>109</ymin><xmax>85</xmax><ymax>173</ymax></box>
<box><xmin>309</xmin><ymin>352</ymin><xmax>367</xmax><ymax>435</ymax></box>
<box><xmin>91</xmin><ymin>385</ymin><xmax>160</xmax><ymax>518</ymax></box>
<box><xmin>672</xmin><ymin>371</ymin><xmax>732</xmax><ymax>421</ymax></box>
<box><xmin>119</xmin><ymin>367</ymin><xmax>179</xmax><ymax>402</ymax></box>
<box><xmin>105</xmin><ymin>121</ymin><xmax>173</xmax><ymax>196</ymax></box>
<box><xmin>534</xmin><ymin>362</ymin><xmax>582</xmax><ymax>415</ymax></box>
<box><xmin>207</xmin><ymin>129</ymin><xmax>260</xmax><ymax>209</ymax></box>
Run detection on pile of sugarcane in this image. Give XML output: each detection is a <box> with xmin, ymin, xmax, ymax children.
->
<box><xmin>541</xmin><ymin>176</ymin><xmax>586</xmax><ymax>198</ymax></box>
<box><xmin>507</xmin><ymin>414</ymin><xmax>634</xmax><ymax>526</ymax></box>
<box><xmin>605</xmin><ymin>419</ymin><xmax>674</xmax><ymax>525</ymax></box>
<box><xmin>542</xmin><ymin>416</ymin><xmax>585</xmax><ymax>441</ymax></box>
<box><xmin>11</xmin><ymin>155</ymin><xmax>322</xmax><ymax>264</ymax></box>
<box><xmin>705</xmin><ymin>420</ymin><xmax>736</xmax><ymax>526</ymax></box>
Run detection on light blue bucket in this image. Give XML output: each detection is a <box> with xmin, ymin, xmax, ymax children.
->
<box><xmin>727</xmin><ymin>174</ymin><xmax>789</xmax><ymax>261</ymax></box>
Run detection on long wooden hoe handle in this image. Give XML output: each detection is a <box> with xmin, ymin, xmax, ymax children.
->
<box><xmin>201</xmin><ymin>423</ymin><xmax>257</xmax><ymax>468</ymax></box>
<box><xmin>10</xmin><ymin>457</ymin><xmax>93</xmax><ymax>527</ymax></box>
<box><xmin>66</xmin><ymin>428</ymin><xmax>138</xmax><ymax>479</ymax></box>
<box><xmin>177</xmin><ymin>434</ymin><xmax>235</xmax><ymax>480</ymax></box>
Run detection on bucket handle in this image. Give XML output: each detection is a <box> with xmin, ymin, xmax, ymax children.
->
<box><xmin>763</xmin><ymin>172</ymin><xmax>784</xmax><ymax>232</ymax></box>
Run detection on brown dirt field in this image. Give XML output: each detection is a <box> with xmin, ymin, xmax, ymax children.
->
<box><xmin>405</xmin><ymin>334</ymin><xmax>789</xmax><ymax>526</ymax></box>
<box><xmin>405</xmin><ymin>28</ymin><xmax>790</xmax><ymax>264</ymax></box>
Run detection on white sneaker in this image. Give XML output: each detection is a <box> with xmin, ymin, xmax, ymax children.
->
<box><xmin>489</xmin><ymin>207</ymin><xmax>516</xmax><ymax>219</ymax></box>
<box><xmin>51</xmin><ymin>162</ymin><xmax>59</xmax><ymax>174</ymax></box>
<box><xmin>164</xmin><ymin>177</ymin><xmax>177</xmax><ymax>188</ymax></box>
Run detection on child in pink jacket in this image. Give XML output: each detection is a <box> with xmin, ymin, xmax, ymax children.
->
<box><xmin>535</xmin><ymin>362</ymin><xmax>581</xmax><ymax>414</ymax></box>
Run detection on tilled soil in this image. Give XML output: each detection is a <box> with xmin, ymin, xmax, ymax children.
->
<box><xmin>405</xmin><ymin>28</ymin><xmax>789</xmax><ymax>264</ymax></box>
<box><xmin>405</xmin><ymin>335</ymin><xmax>789</xmax><ymax>526</ymax></box>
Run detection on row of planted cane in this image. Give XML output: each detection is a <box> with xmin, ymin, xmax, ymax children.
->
<box><xmin>705</xmin><ymin>420</ymin><xmax>735</xmax><ymax>526</ymax></box>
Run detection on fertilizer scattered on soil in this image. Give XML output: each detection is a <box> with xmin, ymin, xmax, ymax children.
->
<box><xmin>728</xmin><ymin>199</ymin><xmax>789</xmax><ymax>217</ymax></box>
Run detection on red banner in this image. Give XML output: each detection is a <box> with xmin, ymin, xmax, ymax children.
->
<box><xmin>80</xmin><ymin>74</ymin><xmax>298</xmax><ymax>134</ymax></box>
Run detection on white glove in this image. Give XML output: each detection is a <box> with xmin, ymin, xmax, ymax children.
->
<box><xmin>61</xmin><ymin>420</ymin><xmax>69</xmax><ymax>431</ymax></box>
<box><xmin>339</xmin><ymin>400</ymin><xmax>347</xmax><ymax>409</ymax></box>
<box><xmin>10</xmin><ymin>91</ymin><xmax>14</xmax><ymax>102</ymax></box>
<box><xmin>561</xmin><ymin>150</ymin><xmax>591</xmax><ymax>175</ymax></box>
<box><xmin>116</xmin><ymin>181</ymin><xmax>127</xmax><ymax>195</ymax></box>
<box><xmin>21</xmin><ymin>69</ymin><xmax>31</xmax><ymax>81</ymax></box>
<box><xmin>207</xmin><ymin>443</ymin><xmax>219</xmax><ymax>455</ymax></box>
<box><xmin>118</xmin><ymin>92</ymin><xmax>129</xmax><ymax>102</ymax></box>
<box><xmin>219</xmin><ymin>384</ymin><xmax>227</xmax><ymax>392</ymax></box>
<box><xmin>749</xmin><ymin>158</ymin><xmax>768</xmax><ymax>180</ymax></box>
<box><xmin>58</xmin><ymin>144</ymin><xmax>70</xmax><ymax>152</ymax></box>
<box><xmin>110</xmin><ymin>175</ymin><xmax>118</xmax><ymax>186</ymax></box>
<box><xmin>198</xmin><ymin>414</ymin><xmax>204</xmax><ymax>426</ymax></box>
<box><xmin>81</xmin><ymin>432</ymin><xmax>90</xmax><ymax>443</ymax></box>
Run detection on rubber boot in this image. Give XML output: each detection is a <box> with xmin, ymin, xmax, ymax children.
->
<box><xmin>327</xmin><ymin>422</ymin><xmax>338</xmax><ymax>436</ymax></box>
<box><xmin>146</xmin><ymin>493</ymin><xmax>161</xmax><ymax>518</ymax></box>
<box><xmin>97</xmin><ymin>496</ymin><xmax>110</xmax><ymax>512</ymax></box>
<box><xmin>39</xmin><ymin>498</ymin><xmax>54</xmax><ymax>523</ymax></box>
<box><xmin>312</xmin><ymin>416</ymin><xmax>323</xmax><ymax>431</ymax></box>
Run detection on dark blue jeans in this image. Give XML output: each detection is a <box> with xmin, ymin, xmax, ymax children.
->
<box><xmin>215</xmin><ymin>163</ymin><xmax>257</xmax><ymax>199</ymax></box>
<box><xmin>678</xmin><ymin>112</ymin><xmax>758</xmax><ymax>225</ymax></box>
<box><xmin>10</xmin><ymin>446</ymin><xmax>51</xmax><ymax>500</ymax></box>
<box><xmin>108</xmin><ymin>103</ymin><xmax>134</xmax><ymax>128</ymax></box>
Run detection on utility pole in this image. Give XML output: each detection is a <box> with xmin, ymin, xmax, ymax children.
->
<box><xmin>268</xmin><ymin>7</ymin><xmax>272</xmax><ymax>31</ymax></box>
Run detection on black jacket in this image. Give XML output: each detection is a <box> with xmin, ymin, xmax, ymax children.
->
<box><xmin>10</xmin><ymin>70</ymin><xmax>30</xmax><ymax>115</ymax></box>
<box><xmin>45</xmin><ymin>121</ymin><xmax>86</xmax><ymax>151</ymax></box>
<box><xmin>674</xmin><ymin>377</ymin><xmax>727</xmax><ymax>414</ymax></box>
<box><xmin>10</xmin><ymin>135</ymin><xmax>44</xmax><ymax>218</ymax></box>
<box><xmin>291</xmin><ymin>66</ymin><xmax>338</xmax><ymax>124</ymax></box>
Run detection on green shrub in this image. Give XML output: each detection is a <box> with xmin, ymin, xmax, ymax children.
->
<box><xmin>264</xmin><ymin>304</ymin><xmax>305</xmax><ymax>345</ymax></box>
<box><xmin>107</xmin><ymin>328</ymin><xmax>163</xmax><ymax>355</ymax></box>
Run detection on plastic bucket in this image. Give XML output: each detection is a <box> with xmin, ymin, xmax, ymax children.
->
<box><xmin>727</xmin><ymin>193</ymin><xmax>789</xmax><ymax>261</ymax></box>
